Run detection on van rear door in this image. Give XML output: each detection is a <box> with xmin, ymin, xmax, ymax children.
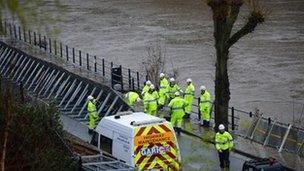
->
<box><xmin>133</xmin><ymin>123</ymin><xmax>180</xmax><ymax>170</ymax></box>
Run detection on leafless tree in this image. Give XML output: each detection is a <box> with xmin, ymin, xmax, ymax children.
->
<box><xmin>207</xmin><ymin>0</ymin><xmax>266</xmax><ymax>130</ymax></box>
<box><xmin>142</xmin><ymin>41</ymin><xmax>179</xmax><ymax>88</ymax></box>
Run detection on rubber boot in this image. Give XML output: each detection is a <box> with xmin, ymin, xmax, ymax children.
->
<box><xmin>176</xmin><ymin>127</ymin><xmax>181</xmax><ymax>136</ymax></box>
<box><xmin>184</xmin><ymin>113</ymin><xmax>190</xmax><ymax>119</ymax></box>
<box><xmin>204</xmin><ymin>121</ymin><xmax>210</xmax><ymax>127</ymax></box>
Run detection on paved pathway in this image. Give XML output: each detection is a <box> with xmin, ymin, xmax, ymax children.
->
<box><xmin>179</xmin><ymin>117</ymin><xmax>303</xmax><ymax>170</ymax></box>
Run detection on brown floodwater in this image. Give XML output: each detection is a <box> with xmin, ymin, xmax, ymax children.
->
<box><xmin>9</xmin><ymin>0</ymin><xmax>304</xmax><ymax>125</ymax></box>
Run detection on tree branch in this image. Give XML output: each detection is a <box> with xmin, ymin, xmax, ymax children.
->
<box><xmin>226</xmin><ymin>11</ymin><xmax>265</xmax><ymax>48</ymax></box>
<box><xmin>226</xmin><ymin>2</ymin><xmax>242</xmax><ymax>37</ymax></box>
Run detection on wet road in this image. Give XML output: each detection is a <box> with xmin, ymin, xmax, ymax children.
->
<box><xmin>15</xmin><ymin>0</ymin><xmax>304</xmax><ymax>124</ymax></box>
<box><xmin>178</xmin><ymin>133</ymin><xmax>248</xmax><ymax>171</ymax></box>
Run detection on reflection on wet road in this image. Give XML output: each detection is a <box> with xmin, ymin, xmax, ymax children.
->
<box><xmin>178</xmin><ymin>133</ymin><xmax>247</xmax><ymax>170</ymax></box>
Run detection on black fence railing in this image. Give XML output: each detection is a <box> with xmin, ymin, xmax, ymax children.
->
<box><xmin>1</xmin><ymin>21</ymin><xmax>147</xmax><ymax>92</ymax></box>
<box><xmin>2</xmin><ymin>21</ymin><xmax>304</xmax><ymax>133</ymax></box>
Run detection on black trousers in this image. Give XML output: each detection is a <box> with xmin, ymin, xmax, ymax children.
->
<box><xmin>203</xmin><ymin>120</ymin><xmax>210</xmax><ymax>127</ymax></box>
<box><xmin>218</xmin><ymin>149</ymin><xmax>230</xmax><ymax>168</ymax></box>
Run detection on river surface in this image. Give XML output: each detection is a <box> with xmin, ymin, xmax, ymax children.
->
<box><xmin>11</xmin><ymin>0</ymin><xmax>304</xmax><ymax>125</ymax></box>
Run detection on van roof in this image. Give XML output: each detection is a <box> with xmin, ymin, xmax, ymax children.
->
<box><xmin>95</xmin><ymin>112</ymin><xmax>168</xmax><ymax>137</ymax></box>
<box><xmin>104</xmin><ymin>112</ymin><xmax>166</xmax><ymax>128</ymax></box>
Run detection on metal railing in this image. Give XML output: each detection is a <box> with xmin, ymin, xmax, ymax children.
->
<box><xmin>2</xmin><ymin>20</ymin><xmax>304</xmax><ymax>133</ymax></box>
<box><xmin>0</xmin><ymin>41</ymin><xmax>129</xmax><ymax>127</ymax></box>
<box><xmin>1</xmin><ymin>21</ymin><xmax>146</xmax><ymax>92</ymax></box>
<box><xmin>0</xmin><ymin>21</ymin><xmax>252</xmax><ymax>131</ymax></box>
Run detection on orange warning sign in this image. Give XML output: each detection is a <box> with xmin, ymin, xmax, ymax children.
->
<box><xmin>134</xmin><ymin>132</ymin><xmax>173</xmax><ymax>146</ymax></box>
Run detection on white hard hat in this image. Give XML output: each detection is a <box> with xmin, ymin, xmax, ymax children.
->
<box><xmin>87</xmin><ymin>95</ymin><xmax>94</xmax><ymax>100</ymax></box>
<box><xmin>219</xmin><ymin>124</ymin><xmax>225</xmax><ymax>130</ymax></box>
<box><xmin>146</xmin><ymin>80</ymin><xmax>151</xmax><ymax>85</ymax></box>
<box><xmin>160</xmin><ymin>73</ymin><xmax>165</xmax><ymax>78</ymax></box>
<box><xmin>200</xmin><ymin>85</ymin><xmax>206</xmax><ymax>91</ymax></box>
<box><xmin>186</xmin><ymin>78</ymin><xmax>192</xmax><ymax>83</ymax></box>
<box><xmin>136</xmin><ymin>97</ymin><xmax>141</xmax><ymax>102</ymax></box>
<box><xmin>150</xmin><ymin>84</ymin><xmax>155</xmax><ymax>90</ymax></box>
<box><xmin>174</xmin><ymin>91</ymin><xmax>180</xmax><ymax>96</ymax></box>
<box><xmin>169</xmin><ymin>78</ymin><xmax>175</xmax><ymax>82</ymax></box>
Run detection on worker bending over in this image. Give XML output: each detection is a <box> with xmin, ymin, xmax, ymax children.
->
<box><xmin>125</xmin><ymin>91</ymin><xmax>141</xmax><ymax>108</ymax></box>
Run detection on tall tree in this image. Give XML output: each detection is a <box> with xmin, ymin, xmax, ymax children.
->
<box><xmin>207</xmin><ymin>0</ymin><xmax>265</xmax><ymax>130</ymax></box>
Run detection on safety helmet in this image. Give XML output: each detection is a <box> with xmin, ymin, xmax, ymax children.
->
<box><xmin>160</xmin><ymin>73</ymin><xmax>165</xmax><ymax>78</ymax></box>
<box><xmin>186</xmin><ymin>78</ymin><xmax>192</xmax><ymax>83</ymax></box>
<box><xmin>219</xmin><ymin>124</ymin><xmax>225</xmax><ymax>130</ymax></box>
<box><xmin>174</xmin><ymin>91</ymin><xmax>180</xmax><ymax>96</ymax></box>
<box><xmin>200</xmin><ymin>85</ymin><xmax>206</xmax><ymax>91</ymax></box>
<box><xmin>146</xmin><ymin>80</ymin><xmax>152</xmax><ymax>85</ymax></box>
<box><xmin>87</xmin><ymin>95</ymin><xmax>94</xmax><ymax>100</ymax></box>
<box><xmin>169</xmin><ymin>78</ymin><xmax>175</xmax><ymax>82</ymax></box>
<box><xmin>150</xmin><ymin>84</ymin><xmax>155</xmax><ymax>90</ymax></box>
<box><xmin>136</xmin><ymin>97</ymin><xmax>141</xmax><ymax>102</ymax></box>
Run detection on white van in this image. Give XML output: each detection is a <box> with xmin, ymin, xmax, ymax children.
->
<box><xmin>94</xmin><ymin>112</ymin><xmax>181</xmax><ymax>171</ymax></box>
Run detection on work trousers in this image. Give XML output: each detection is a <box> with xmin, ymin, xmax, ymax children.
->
<box><xmin>218</xmin><ymin>149</ymin><xmax>230</xmax><ymax>168</ymax></box>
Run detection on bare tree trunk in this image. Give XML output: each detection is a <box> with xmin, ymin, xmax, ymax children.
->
<box><xmin>212</xmin><ymin>11</ymin><xmax>231</xmax><ymax>130</ymax></box>
<box><xmin>208</xmin><ymin>0</ymin><xmax>265</xmax><ymax>131</ymax></box>
<box><xmin>214</xmin><ymin>48</ymin><xmax>230</xmax><ymax>130</ymax></box>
